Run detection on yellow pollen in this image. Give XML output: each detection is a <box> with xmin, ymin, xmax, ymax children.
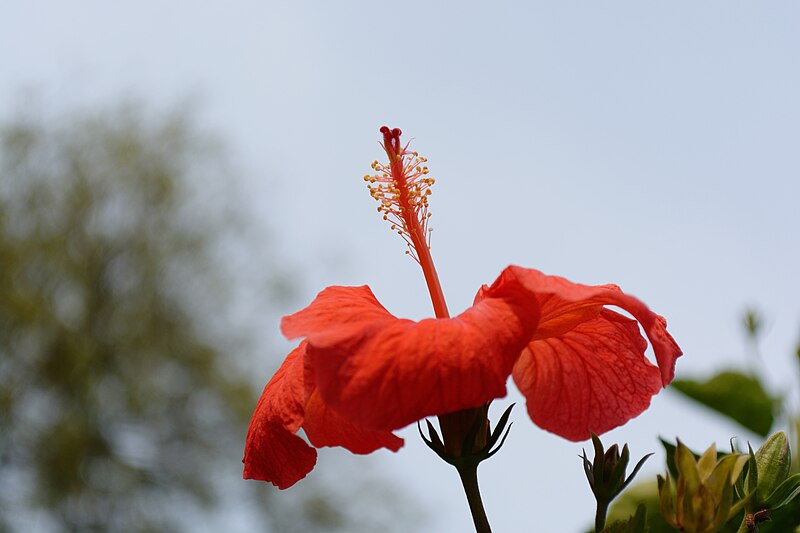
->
<box><xmin>363</xmin><ymin>142</ymin><xmax>436</xmax><ymax>262</ymax></box>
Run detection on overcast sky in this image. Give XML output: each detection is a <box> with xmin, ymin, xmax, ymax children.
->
<box><xmin>3</xmin><ymin>2</ymin><xmax>799</xmax><ymax>532</ymax></box>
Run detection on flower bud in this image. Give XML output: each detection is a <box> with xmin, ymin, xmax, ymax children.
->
<box><xmin>737</xmin><ymin>432</ymin><xmax>800</xmax><ymax>530</ymax></box>
<box><xmin>658</xmin><ymin>440</ymin><xmax>747</xmax><ymax>533</ymax></box>
<box><xmin>582</xmin><ymin>434</ymin><xmax>651</xmax><ymax>503</ymax></box>
<box><xmin>582</xmin><ymin>434</ymin><xmax>652</xmax><ymax>532</ymax></box>
<box><xmin>751</xmin><ymin>432</ymin><xmax>791</xmax><ymax>505</ymax></box>
<box><xmin>602</xmin><ymin>444</ymin><xmax>621</xmax><ymax>485</ymax></box>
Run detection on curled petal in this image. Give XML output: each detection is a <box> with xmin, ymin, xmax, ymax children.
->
<box><xmin>243</xmin><ymin>344</ymin><xmax>316</xmax><ymax>489</ymax></box>
<box><xmin>487</xmin><ymin>266</ymin><xmax>682</xmax><ymax>385</ymax></box>
<box><xmin>284</xmin><ymin>285</ymin><xmax>539</xmax><ymax>430</ymax></box>
<box><xmin>513</xmin><ymin>309</ymin><xmax>663</xmax><ymax>440</ymax></box>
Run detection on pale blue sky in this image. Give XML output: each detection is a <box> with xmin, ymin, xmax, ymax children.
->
<box><xmin>3</xmin><ymin>2</ymin><xmax>799</xmax><ymax>532</ymax></box>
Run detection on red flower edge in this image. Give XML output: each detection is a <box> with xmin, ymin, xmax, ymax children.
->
<box><xmin>243</xmin><ymin>266</ymin><xmax>681</xmax><ymax>488</ymax></box>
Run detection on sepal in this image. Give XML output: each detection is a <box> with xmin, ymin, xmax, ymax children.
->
<box><xmin>418</xmin><ymin>403</ymin><xmax>516</xmax><ymax>468</ymax></box>
<box><xmin>583</xmin><ymin>433</ymin><xmax>652</xmax><ymax>503</ymax></box>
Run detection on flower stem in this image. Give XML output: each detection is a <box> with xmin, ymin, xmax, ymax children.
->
<box><xmin>455</xmin><ymin>462</ymin><xmax>492</xmax><ymax>533</ymax></box>
<box><xmin>595</xmin><ymin>500</ymin><xmax>609</xmax><ymax>532</ymax></box>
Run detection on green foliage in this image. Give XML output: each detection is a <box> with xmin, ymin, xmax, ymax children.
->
<box><xmin>671</xmin><ymin>371</ymin><xmax>777</xmax><ymax>437</ymax></box>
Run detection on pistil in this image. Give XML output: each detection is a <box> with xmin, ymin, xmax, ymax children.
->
<box><xmin>368</xmin><ymin>126</ymin><xmax>449</xmax><ymax>318</ymax></box>
<box><xmin>367</xmin><ymin>126</ymin><xmax>497</xmax><ymax>533</ymax></box>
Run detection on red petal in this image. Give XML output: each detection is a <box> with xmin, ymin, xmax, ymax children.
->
<box><xmin>284</xmin><ymin>285</ymin><xmax>538</xmax><ymax>430</ymax></box>
<box><xmin>243</xmin><ymin>344</ymin><xmax>316</xmax><ymax>489</ymax></box>
<box><xmin>303</xmin><ymin>388</ymin><xmax>404</xmax><ymax>453</ymax></box>
<box><xmin>301</xmin><ymin>349</ymin><xmax>404</xmax><ymax>453</ymax></box>
<box><xmin>488</xmin><ymin>266</ymin><xmax>682</xmax><ymax>385</ymax></box>
<box><xmin>513</xmin><ymin>309</ymin><xmax>663</xmax><ymax>440</ymax></box>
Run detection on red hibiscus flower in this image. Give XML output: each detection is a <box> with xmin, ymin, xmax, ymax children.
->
<box><xmin>243</xmin><ymin>126</ymin><xmax>682</xmax><ymax>491</ymax></box>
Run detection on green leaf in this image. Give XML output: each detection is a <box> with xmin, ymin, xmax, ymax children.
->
<box><xmin>764</xmin><ymin>473</ymin><xmax>800</xmax><ymax>509</ymax></box>
<box><xmin>671</xmin><ymin>371</ymin><xmax>777</xmax><ymax>437</ymax></box>
<box><xmin>601</xmin><ymin>503</ymin><xmax>649</xmax><ymax>533</ymax></box>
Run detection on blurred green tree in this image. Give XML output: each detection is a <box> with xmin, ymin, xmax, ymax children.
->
<box><xmin>0</xmin><ymin>106</ymin><xmax>416</xmax><ymax>533</ymax></box>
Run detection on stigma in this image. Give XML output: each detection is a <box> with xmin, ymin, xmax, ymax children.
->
<box><xmin>364</xmin><ymin>126</ymin><xmax>435</xmax><ymax>263</ymax></box>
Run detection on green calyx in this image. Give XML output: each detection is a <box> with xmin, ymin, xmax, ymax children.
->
<box><xmin>418</xmin><ymin>403</ymin><xmax>515</xmax><ymax>469</ymax></box>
